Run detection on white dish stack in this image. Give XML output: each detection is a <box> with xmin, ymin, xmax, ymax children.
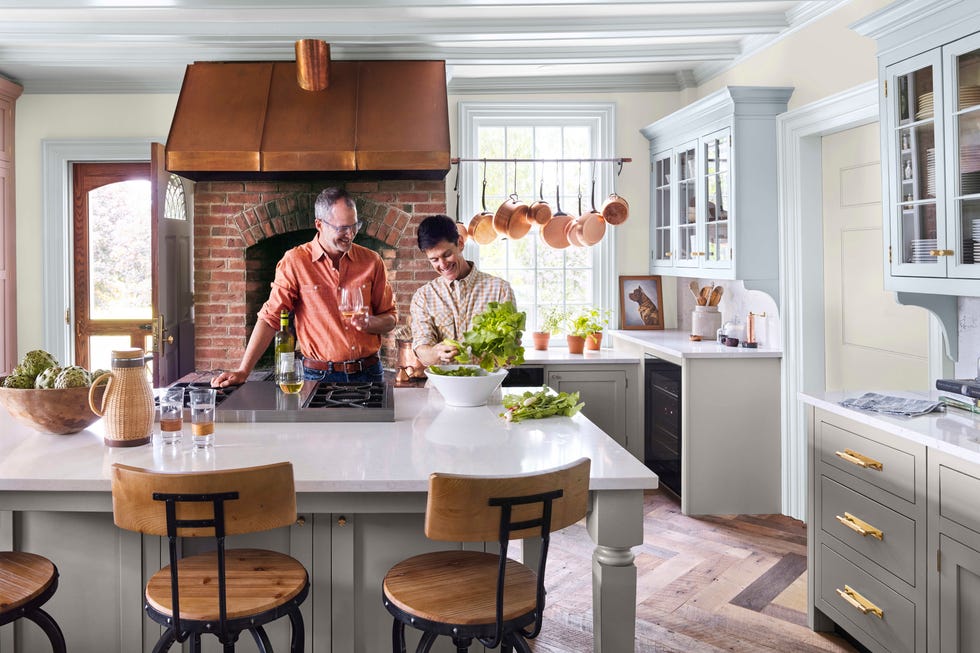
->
<box><xmin>911</xmin><ymin>238</ymin><xmax>937</xmax><ymax>264</ymax></box>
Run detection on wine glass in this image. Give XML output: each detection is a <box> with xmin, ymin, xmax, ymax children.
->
<box><xmin>276</xmin><ymin>358</ymin><xmax>305</xmax><ymax>395</ymax></box>
<box><xmin>339</xmin><ymin>286</ymin><xmax>364</xmax><ymax>322</ymax></box>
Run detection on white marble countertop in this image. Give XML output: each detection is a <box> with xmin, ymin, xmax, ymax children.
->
<box><xmin>609</xmin><ymin>329</ymin><xmax>783</xmax><ymax>359</ymax></box>
<box><xmin>800</xmin><ymin>390</ymin><xmax>980</xmax><ymax>466</ymax></box>
<box><xmin>520</xmin><ymin>347</ymin><xmax>640</xmax><ymax>364</ymax></box>
<box><xmin>0</xmin><ymin>386</ymin><xmax>658</xmax><ymax>494</ymax></box>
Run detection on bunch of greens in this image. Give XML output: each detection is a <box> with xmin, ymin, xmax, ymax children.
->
<box><xmin>443</xmin><ymin>301</ymin><xmax>526</xmax><ymax>372</ymax></box>
<box><xmin>427</xmin><ymin>365</ymin><xmax>484</xmax><ymax>377</ymax></box>
<box><xmin>500</xmin><ymin>388</ymin><xmax>584</xmax><ymax>423</ymax></box>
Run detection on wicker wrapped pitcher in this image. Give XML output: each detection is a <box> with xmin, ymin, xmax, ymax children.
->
<box><xmin>88</xmin><ymin>347</ymin><xmax>154</xmax><ymax>447</ymax></box>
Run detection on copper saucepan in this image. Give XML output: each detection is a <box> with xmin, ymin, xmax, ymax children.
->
<box><xmin>577</xmin><ymin>177</ymin><xmax>606</xmax><ymax>246</ymax></box>
<box><xmin>529</xmin><ymin>179</ymin><xmax>553</xmax><ymax>226</ymax></box>
<box><xmin>469</xmin><ymin>174</ymin><xmax>496</xmax><ymax>245</ymax></box>
<box><xmin>541</xmin><ymin>183</ymin><xmax>572</xmax><ymax>249</ymax></box>
<box><xmin>600</xmin><ymin>193</ymin><xmax>629</xmax><ymax>225</ymax></box>
<box><xmin>494</xmin><ymin>193</ymin><xmax>530</xmax><ymax>238</ymax></box>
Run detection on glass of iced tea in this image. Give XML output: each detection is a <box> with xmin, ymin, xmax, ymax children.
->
<box><xmin>189</xmin><ymin>387</ymin><xmax>216</xmax><ymax>449</ymax></box>
<box><xmin>158</xmin><ymin>387</ymin><xmax>185</xmax><ymax>446</ymax></box>
<box><xmin>277</xmin><ymin>358</ymin><xmax>305</xmax><ymax>395</ymax></box>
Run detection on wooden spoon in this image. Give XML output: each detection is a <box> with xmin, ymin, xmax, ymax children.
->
<box><xmin>689</xmin><ymin>280</ymin><xmax>700</xmax><ymax>302</ymax></box>
<box><xmin>708</xmin><ymin>285</ymin><xmax>724</xmax><ymax>306</ymax></box>
<box><xmin>698</xmin><ymin>286</ymin><xmax>711</xmax><ymax>306</ymax></box>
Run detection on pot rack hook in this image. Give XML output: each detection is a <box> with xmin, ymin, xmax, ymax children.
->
<box><xmin>616</xmin><ymin>160</ymin><xmax>624</xmax><ymax>177</ymax></box>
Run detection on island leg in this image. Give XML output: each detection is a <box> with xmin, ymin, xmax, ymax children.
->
<box><xmin>586</xmin><ymin>489</ymin><xmax>644</xmax><ymax>653</ymax></box>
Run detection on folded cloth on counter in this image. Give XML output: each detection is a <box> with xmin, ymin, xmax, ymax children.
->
<box><xmin>839</xmin><ymin>392</ymin><xmax>944</xmax><ymax>417</ymax></box>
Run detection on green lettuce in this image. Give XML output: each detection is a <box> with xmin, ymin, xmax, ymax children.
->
<box><xmin>443</xmin><ymin>301</ymin><xmax>526</xmax><ymax>372</ymax></box>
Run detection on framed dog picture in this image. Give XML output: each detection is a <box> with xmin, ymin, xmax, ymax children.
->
<box><xmin>619</xmin><ymin>275</ymin><xmax>664</xmax><ymax>330</ymax></box>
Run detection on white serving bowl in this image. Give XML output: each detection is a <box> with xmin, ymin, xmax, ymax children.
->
<box><xmin>424</xmin><ymin>365</ymin><xmax>507</xmax><ymax>407</ymax></box>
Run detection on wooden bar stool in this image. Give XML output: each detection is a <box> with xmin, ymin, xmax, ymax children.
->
<box><xmin>0</xmin><ymin>551</ymin><xmax>66</xmax><ymax>652</ymax></box>
<box><xmin>382</xmin><ymin>457</ymin><xmax>590</xmax><ymax>653</ymax></box>
<box><xmin>110</xmin><ymin>461</ymin><xmax>309</xmax><ymax>652</ymax></box>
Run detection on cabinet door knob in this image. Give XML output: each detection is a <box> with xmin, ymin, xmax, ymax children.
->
<box><xmin>835</xmin><ymin>512</ymin><xmax>883</xmax><ymax>540</ymax></box>
<box><xmin>834</xmin><ymin>448</ymin><xmax>883</xmax><ymax>471</ymax></box>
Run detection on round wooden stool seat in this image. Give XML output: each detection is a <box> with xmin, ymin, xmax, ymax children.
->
<box><xmin>383</xmin><ymin>550</ymin><xmax>537</xmax><ymax>626</ymax></box>
<box><xmin>0</xmin><ymin>551</ymin><xmax>58</xmax><ymax>615</ymax></box>
<box><xmin>146</xmin><ymin>548</ymin><xmax>308</xmax><ymax>621</ymax></box>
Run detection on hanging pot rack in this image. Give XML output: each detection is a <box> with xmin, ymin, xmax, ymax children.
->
<box><xmin>451</xmin><ymin>156</ymin><xmax>631</xmax><ymax>165</ymax></box>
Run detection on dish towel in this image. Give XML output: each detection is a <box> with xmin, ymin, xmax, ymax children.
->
<box><xmin>839</xmin><ymin>392</ymin><xmax>944</xmax><ymax>417</ymax></box>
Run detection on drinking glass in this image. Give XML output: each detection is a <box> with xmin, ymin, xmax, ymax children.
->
<box><xmin>277</xmin><ymin>357</ymin><xmax>305</xmax><ymax>395</ymax></box>
<box><xmin>189</xmin><ymin>387</ymin><xmax>216</xmax><ymax>449</ymax></box>
<box><xmin>339</xmin><ymin>286</ymin><xmax>364</xmax><ymax>323</ymax></box>
<box><xmin>158</xmin><ymin>386</ymin><xmax>185</xmax><ymax>446</ymax></box>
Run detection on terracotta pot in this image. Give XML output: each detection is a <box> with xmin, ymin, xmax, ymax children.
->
<box><xmin>532</xmin><ymin>331</ymin><xmax>551</xmax><ymax>351</ymax></box>
<box><xmin>585</xmin><ymin>331</ymin><xmax>602</xmax><ymax>350</ymax></box>
<box><xmin>566</xmin><ymin>335</ymin><xmax>585</xmax><ymax>354</ymax></box>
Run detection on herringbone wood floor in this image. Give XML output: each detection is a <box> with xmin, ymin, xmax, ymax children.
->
<box><xmin>530</xmin><ymin>490</ymin><xmax>863</xmax><ymax>653</ymax></box>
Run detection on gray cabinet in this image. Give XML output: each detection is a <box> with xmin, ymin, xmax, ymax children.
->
<box><xmin>641</xmin><ymin>86</ymin><xmax>792</xmax><ymax>302</ymax></box>
<box><xmin>547</xmin><ymin>368</ymin><xmax>627</xmax><ymax>449</ymax></box>
<box><xmin>928</xmin><ymin>449</ymin><xmax>980</xmax><ymax>653</ymax></box>
<box><xmin>807</xmin><ymin>408</ymin><xmax>927</xmax><ymax>653</ymax></box>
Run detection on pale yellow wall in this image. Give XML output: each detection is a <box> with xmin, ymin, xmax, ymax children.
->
<box><xmin>695</xmin><ymin>0</ymin><xmax>892</xmax><ymax>108</ymax></box>
<box><xmin>14</xmin><ymin>94</ymin><xmax>177</xmax><ymax>352</ymax></box>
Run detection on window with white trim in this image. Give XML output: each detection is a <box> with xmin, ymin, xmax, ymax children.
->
<box><xmin>457</xmin><ymin>102</ymin><xmax>616</xmax><ymax>338</ymax></box>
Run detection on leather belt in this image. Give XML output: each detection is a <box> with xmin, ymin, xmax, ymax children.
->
<box><xmin>302</xmin><ymin>354</ymin><xmax>379</xmax><ymax>374</ymax></box>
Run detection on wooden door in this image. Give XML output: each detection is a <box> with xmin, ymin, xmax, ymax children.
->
<box><xmin>822</xmin><ymin>123</ymin><xmax>929</xmax><ymax>391</ymax></box>
<box><xmin>151</xmin><ymin>143</ymin><xmax>194</xmax><ymax>387</ymax></box>
<box><xmin>72</xmin><ymin>161</ymin><xmax>152</xmax><ymax>371</ymax></box>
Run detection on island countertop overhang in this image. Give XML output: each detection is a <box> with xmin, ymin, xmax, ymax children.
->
<box><xmin>0</xmin><ymin>386</ymin><xmax>658</xmax><ymax>494</ymax></box>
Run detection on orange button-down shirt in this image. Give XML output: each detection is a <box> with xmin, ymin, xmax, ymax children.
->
<box><xmin>258</xmin><ymin>238</ymin><xmax>396</xmax><ymax>363</ymax></box>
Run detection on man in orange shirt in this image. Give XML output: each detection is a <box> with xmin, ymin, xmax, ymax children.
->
<box><xmin>213</xmin><ymin>187</ymin><xmax>397</xmax><ymax>386</ymax></box>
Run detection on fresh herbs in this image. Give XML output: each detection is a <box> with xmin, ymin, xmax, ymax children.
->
<box><xmin>443</xmin><ymin>301</ymin><xmax>526</xmax><ymax>372</ymax></box>
<box><xmin>500</xmin><ymin>388</ymin><xmax>584</xmax><ymax>422</ymax></box>
<box><xmin>427</xmin><ymin>365</ymin><xmax>484</xmax><ymax>377</ymax></box>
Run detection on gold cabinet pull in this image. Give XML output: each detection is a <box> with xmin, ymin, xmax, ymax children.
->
<box><xmin>835</xmin><ymin>448</ymin><xmax>883</xmax><ymax>471</ymax></box>
<box><xmin>927</xmin><ymin>249</ymin><xmax>955</xmax><ymax>257</ymax></box>
<box><xmin>836</xmin><ymin>585</ymin><xmax>884</xmax><ymax>619</ymax></box>
<box><xmin>835</xmin><ymin>512</ymin><xmax>884</xmax><ymax>540</ymax></box>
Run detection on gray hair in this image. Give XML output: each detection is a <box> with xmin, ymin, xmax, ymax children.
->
<box><xmin>314</xmin><ymin>187</ymin><xmax>356</xmax><ymax>221</ymax></box>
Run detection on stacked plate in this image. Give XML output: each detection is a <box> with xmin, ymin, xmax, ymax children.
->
<box><xmin>926</xmin><ymin>148</ymin><xmax>936</xmax><ymax>197</ymax></box>
<box><xmin>960</xmin><ymin>85</ymin><xmax>980</xmax><ymax>111</ymax></box>
<box><xmin>911</xmin><ymin>238</ymin><xmax>937</xmax><ymax>264</ymax></box>
<box><xmin>916</xmin><ymin>91</ymin><xmax>934</xmax><ymax>120</ymax></box>
<box><xmin>962</xmin><ymin>145</ymin><xmax>980</xmax><ymax>195</ymax></box>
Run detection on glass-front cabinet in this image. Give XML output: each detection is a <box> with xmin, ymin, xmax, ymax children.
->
<box><xmin>641</xmin><ymin>86</ymin><xmax>792</xmax><ymax>301</ymax></box>
<box><xmin>878</xmin><ymin>26</ymin><xmax>980</xmax><ymax>295</ymax></box>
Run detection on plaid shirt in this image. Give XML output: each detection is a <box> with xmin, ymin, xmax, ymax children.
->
<box><xmin>410</xmin><ymin>264</ymin><xmax>515</xmax><ymax>348</ymax></box>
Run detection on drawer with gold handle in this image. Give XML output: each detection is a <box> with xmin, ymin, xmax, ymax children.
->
<box><xmin>835</xmin><ymin>448</ymin><xmax>883</xmax><ymax>471</ymax></box>
<box><xmin>835</xmin><ymin>512</ymin><xmax>884</xmax><ymax>540</ymax></box>
<box><xmin>836</xmin><ymin>585</ymin><xmax>884</xmax><ymax>619</ymax></box>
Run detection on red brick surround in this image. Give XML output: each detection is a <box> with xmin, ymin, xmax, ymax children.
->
<box><xmin>193</xmin><ymin>180</ymin><xmax>446</xmax><ymax>372</ymax></box>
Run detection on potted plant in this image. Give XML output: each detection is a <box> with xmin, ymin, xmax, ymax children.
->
<box><xmin>567</xmin><ymin>307</ymin><xmax>610</xmax><ymax>352</ymax></box>
<box><xmin>532</xmin><ymin>307</ymin><xmax>566</xmax><ymax>351</ymax></box>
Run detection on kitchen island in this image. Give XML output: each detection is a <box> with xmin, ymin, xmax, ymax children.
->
<box><xmin>0</xmin><ymin>385</ymin><xmax>657</xmax><ymax>653</ymax></box>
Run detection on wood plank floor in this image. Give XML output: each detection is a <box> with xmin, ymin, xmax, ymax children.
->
<box><xmin>530</xmin><ymin>490</ymin><xmax>863</xmax><ymax>652</ymax></box>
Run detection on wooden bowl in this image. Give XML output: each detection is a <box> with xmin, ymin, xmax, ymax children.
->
<box><xmin>0</xmin><ymin>379</ymin><xmax>106</xmax><ymax>434</ymax></box>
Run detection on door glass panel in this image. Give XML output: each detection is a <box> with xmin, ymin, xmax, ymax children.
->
<box><xmin>89</xmin><ymin>335</ymin><xmax>134</xmax><ymax>372</ymax></box>
<box><xmin>956</xmin><ymin>47</ymin><xmax>980</xmax><ymax>266</ymax></box>
<box><xmin>88</xmin><ymin>180</ymin><xmax>152</xmax><ymax>319</ymax></box>
<box><xmin>703</xmin><ymin>132</ymin><xmax>731</xmax><ymax>263</ymax></box>
<box><xmin>895</xmin><ymin>64</ymin><xmax>940</xmax><ymax>267</ymax></box>
<box><xmin>676</xmin><ymin>146</ymin><xmax>696</xmax><ymax>262</ymax></box>
<box><xmin>654</xmin><ymin>156</ymin><xmax>671</xmax><ymax>261</ymax></box>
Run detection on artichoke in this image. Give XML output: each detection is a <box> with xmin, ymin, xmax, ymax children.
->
<box><xmin>90</xmin><ymin>369</ymin><xmax>110</xmax><ymax>385</ymax></box>
<box><xmin>34</xmin><ymin>366</ymin><xmax>63</xmax><ymax>389</ymax></box>
<box><xmin>21</xmin><ymin>350</ymin><xmax>59</xmax><ymax>378</ymax></box>
<box><xmin>3</xmin><ymin>374</ymin><xmax>34</xmax><ymax>389</ymax></box>
<box><xmin>54</xmin><ymin>365</ymin><xmax>92</xmax><ymax>389</ymax></box>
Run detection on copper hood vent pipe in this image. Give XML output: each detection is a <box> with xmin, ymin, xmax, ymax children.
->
<box><xmin>295</xmin><ymin>39</ymin><xmax>330</xmax><ymax>91</ymax></box>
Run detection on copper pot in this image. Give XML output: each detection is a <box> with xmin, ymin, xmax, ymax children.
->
<box><xmin>541</xmin><ymin>184</ymin><xmax>572</xmax><ymax>249</ymax></box>
<box><xmin>469</xmin><ymin>175</ymin><xmax>496</xmax><ymax>245</ymax></box>
<box><xmin>600</xmin><ymin>193</ymin><xmax>629</xmax><ymax>225</ymax></box>
<box><xmin>528</xmin><ymin>180</ymin><xmax>552</xmax><ymax>226</ymax></box>
<box><xmin>578</xmin><ymin>179</ymin><xmax>606</xmax><ymax>246</ymax></box>
<box><xmin>396</xmin><ymin>339</ymin><xmax>426</xmax><ymax>379</ymax></box>
<box><xmin>494</xmin><ymin>194</ymin><xmax>529</xmax><ymax>237</ymax></box>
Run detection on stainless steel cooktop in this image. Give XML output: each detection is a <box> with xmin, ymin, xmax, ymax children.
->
<box><xmin>213</xmin><ymin>380</ymin><xmax>394</xmax><ymax>423</ymax></box>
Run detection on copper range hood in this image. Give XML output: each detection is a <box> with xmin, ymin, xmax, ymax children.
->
<box><xmin>165</xmin><ymin>60</ymin><xmax>450</xmax><ymax>181</ymax></box>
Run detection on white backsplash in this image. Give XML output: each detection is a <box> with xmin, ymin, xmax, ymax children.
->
<box><xmin>954</xmin><ymin>296</ymin><xmax>980</xmax><ymax>378</ymax></box>
<box><xmin>675</xmin><ymin>277</ymin><xmax>781</xmax><ymax>349</ymax></box>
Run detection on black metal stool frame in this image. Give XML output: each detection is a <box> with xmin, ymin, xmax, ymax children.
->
<box><xmin>383</xmin><ymin>488</ymin><xmax>563</xmax><ymax>653</ymax></box>
<box><xmin>0</xmin><ymin>570</ymin><xmax>67</xmax><ymax>653</ymax></box>
<box><xmin>148</xmin><ymin>490</ymin><xmax>308</xmax><ymax>653</ymax></box>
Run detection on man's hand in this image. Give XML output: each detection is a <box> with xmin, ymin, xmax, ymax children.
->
<box><xmin>211</xmin><ymin>369</ymin><xmax>248</xmax><ymax>388</ymax></box>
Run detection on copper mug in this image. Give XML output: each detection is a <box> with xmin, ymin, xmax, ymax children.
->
<box><xmin>396</xmin><ymin>340</ymin><xmax>426</xmax><ymax>379</ymax></box>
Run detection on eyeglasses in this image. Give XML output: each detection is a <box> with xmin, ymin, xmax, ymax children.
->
<box><xmin>318</xmin><ymin>219</ymin><xmax>362</xmax><ymax>235</ymax></box>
